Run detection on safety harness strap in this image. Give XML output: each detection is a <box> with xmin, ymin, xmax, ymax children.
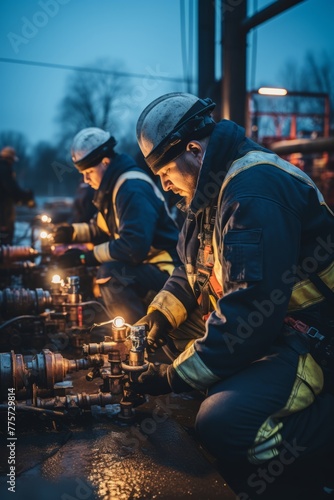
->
<box><xmin>308</xmin><ymin>272</ymin><xmax>334</xmax><ymax>306</ymax></box>
<box><xmin>284</xmin><ymin>316</ymin><xmax>325</xmax><ymax>341</ymax></box>
<box><xmin>194</xmin><ymin>205</ymin><xmax>222</xmax><ymax>318</ymax></box>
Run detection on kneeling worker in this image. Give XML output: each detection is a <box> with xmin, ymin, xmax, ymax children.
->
<box><xmin>54</xmin><ymin>127</ymin><xmax>180</xmax><ymax>324</ymax></box>
<box><xmin>131</xmin><ymin>93</ymin><xmax>334</xmax><ymax>495</ymax></box>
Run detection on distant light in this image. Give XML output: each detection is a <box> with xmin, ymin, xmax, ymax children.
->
<box><xmin>51</xmin><ymin>274</ymin><xmax>62</xmax><ymax>284</ymax></box>
<box><xmin>258</xmin><ymin>87</ymin><xmax>288</xmax><ymax>96</ymax></box>
<box><xmin>40</xmin><ymin>230</ymin><xmax>48</xmax><ymax>239</ymax></box>
<box><xmin>41</xmin><ymin>214</ymin><xmax>52</xmax><ymax>223</ymax></box>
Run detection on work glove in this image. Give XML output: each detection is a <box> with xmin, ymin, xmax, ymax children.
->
<box><xmin>130</xmin><ymin>363</ymin><xmax>172</xmax><ymax>396</ymax></box>
<box><xmin>57</xmin><ymin>248</ymin><xmax>99</xmax><ymax>268</ymax></box>
<box><xmin>130</xmin><ymin>362</ymin><xmax>194</xmax><ymax>395</ymax></box>
<box><xmin>53</xmin><ymin>224</ymin><xmax>74</xmax><ymax>244</ymax></box>
<box><xmin>135</xmin><ymin>310</ymin><xmax>173</xmax><ymax>352</ymax></box>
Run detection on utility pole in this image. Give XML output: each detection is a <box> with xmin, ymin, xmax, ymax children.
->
<box><xmin>220</xmin><ymin>0</ymin><xmax>306</xmax><ymax>127</ymax></box>
<box><xmin>197</xmin><ymin>0</ymin><xmax>215</xmax><ymax>98</ymax></box>
<box><xmin>221</xmin><ymin>0</ymin><xmax>247</xmax><ymax>126</ymax></box>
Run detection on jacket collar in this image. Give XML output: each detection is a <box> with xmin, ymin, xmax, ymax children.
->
<box><xmin>188</xmin><ymin>120</ymin><xmax>271</xmax><ymax>214</ymax></box>
<box><xmin>93</xmin><ymin>153</ymin><xmax>141</xmax><ymax>208</ymax></box>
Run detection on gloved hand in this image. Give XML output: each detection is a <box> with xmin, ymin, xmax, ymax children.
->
<box><xmin>135</xmin><ymin>310</ymin><xmax>173</xmax><ymax>352</ymax></box>
<box><xmin>54</xmin><ymin>224</ymin><xmax>74</xmax><ymax>244</ymax></box>
<box><xmin>57</xmin><ymin>248</ymin><xmax>99</xmax><ymax>268</ymax></box>
<box><xmin>130</xmin><ymin>363</ymin><xmax>172</xmax><ymax>396</ymax></box>
<box><xmin>131</xmin><ymin>362</ymin><xmax>195</xmax><ymax>395</ymax></box>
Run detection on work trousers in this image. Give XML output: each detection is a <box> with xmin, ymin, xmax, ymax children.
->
<box><xmin>170</xmin><ymin>308</ymin><xmax>334</xmax><ymax>468</ymax></box>
<box><xmin>195</xmin><ymin>345</ymin><xmax>334</xmax><ymax>463</ymax></box>
<box><xmin>96</xmin><ymin>261</ymin><xmax>170</xmax><ymax>325</ymax></box>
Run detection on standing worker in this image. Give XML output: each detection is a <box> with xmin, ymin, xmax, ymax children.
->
<box><xmin>132</xmin><ymin>93</ymin><xmax>334</xmax><ymax>497</ymax></box>
<box><xmin>54</xmin><ymin>128</ymin><xmax>180</xmax><ymax>324</ymax></box>
<box><xmin>0</xmin><ymin>146</ymin><xmax>35</xmax><ymax>245</ymax></box>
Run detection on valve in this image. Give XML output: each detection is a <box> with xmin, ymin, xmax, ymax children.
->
<box><xmin>119</xmin><ymin>323</ymin><xmax>149</xmax><ymax>414</ymax></box>
<box><xmin>121</xmin><ymin>324</ymin><xmax>148</xmax><ymax>371</ymax></box>
<box><xmin>0</xmin><ymin>349</ymin><xmax>93</xmax><ymax>401</ymax></box>
<box><xmin>84</xmin><ymin>317</ymin><xmax>149</xmax><ymax>417</ymax></box>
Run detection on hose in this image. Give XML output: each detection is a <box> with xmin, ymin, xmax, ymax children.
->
<box><xmin>0</xmin><ymin>404</ymin><xmax>65</xmax><ymax>418</ymax></box>
<box><xmin>0</xmin><ymin>315</ymin><xmax>40</xmax><ymax>331</ymax></box>
<box><xmin>79</xmin><ymin>300</ymin><xmax>110</xmax><ymax>317</ymax></box>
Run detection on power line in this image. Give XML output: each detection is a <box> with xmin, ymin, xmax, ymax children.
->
<box><xmin>250</xmin><ymin>0</ymin><xmax>258</xmax><ymax>90</ymax></box>
<box><xmin>188</xmin><ymin>0</ymin><xmax>194</xmax><ymax>93</ymax></box>
<box><xmin>180</xmin><ymin>0</ymin><xmax>195</xmax><ymax>93</ymax></box>
<box><xmin>180</xmin><ymin>0</ymin><xmax>189</xmax><ymax>90</ymax></box>
<box><xmin>0</xmin><ymin>57</ymin><xmax>193</xmax><ymax>83</ymax></box>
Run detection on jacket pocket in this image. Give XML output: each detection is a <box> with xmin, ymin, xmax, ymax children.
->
<box><xmin>223</xmin><ymin>229</ymin><xmax>263</xmax><ymax>282</ymax></box>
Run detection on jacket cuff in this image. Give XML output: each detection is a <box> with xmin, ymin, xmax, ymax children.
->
<box><xmin>93</xmin><ymin>242</ymin><xmax>114</xmax><ymax>263</ymax></box>
<box><xmin>72</xmin><ymin>223</ymin><xmax>90</xmax><ymax>242</ymax></box>
<box><xmin>148</xmin><ymin>290</ymin><xmax>187</xmax><ymax>329</ymax></box>
<box><xmin>167</xmin><ymin>364</ymin><xmax>193</xmax><ymax>393</ymax></box>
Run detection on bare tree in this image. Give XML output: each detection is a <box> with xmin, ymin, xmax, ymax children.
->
<box><xmin>280</xmin><ymin>50</ymin><xmax>334</xmax><ymax>132</ymax></box>
<box><xmin>56</xmin><ymin>59</ymin><xmax>131</xmax><ymax>156</ymax></box>
<box><xmin>31</xmin><ymin>141</ymin><xmax>80</xmax><ymax>197</ymax></box>
<box><xmin>300</xmin><ymin>52</ymin><xmax>333</xmax><ymax>97</ymax></box>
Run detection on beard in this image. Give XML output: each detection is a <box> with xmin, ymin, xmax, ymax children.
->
<box><xmin>178</xmin><ymin>156</ymin><xmax>200</xmax><ymax>206</ymax></box>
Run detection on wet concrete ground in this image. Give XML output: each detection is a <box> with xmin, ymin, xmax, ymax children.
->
<box><xmin>0</xmin><ymin>370</ymin><xmax>235</xmax><ymax>500</ymax></box>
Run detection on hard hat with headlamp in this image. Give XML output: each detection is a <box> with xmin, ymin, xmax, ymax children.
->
<box><xmin>136</xmin><ymin>92</ymin><xmax>216</xmax><ymax>173</ymax></box>
<box><xmin>71</xmin><ymin>127</ymin><xmax>117</xmax><ymax>172</ymax></box>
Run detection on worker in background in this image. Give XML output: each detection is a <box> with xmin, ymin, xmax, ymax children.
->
<box><xmin>0</xmin><ymin>146</ymin><xmax>35</xmax><ymax>245</ymax></box>
<box><xmin>131</xmin><ymin>93</ymin><xmax>334</xmax><ymax>497</ymax></box>
<box><xmin>54</xmin><ymin>127</ymin><xmax>180</xmax><ymax>324</ymax></box>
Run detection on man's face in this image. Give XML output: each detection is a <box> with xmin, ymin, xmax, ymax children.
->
<box><xmin>158</xmin><ymin>144</ymin><xmax>204</xmax><ymax>206</ymax></box>
<box><xmin>82</xmin><ymin>161</ymin><xmax>107</xmax><ymax>190</ymax></box>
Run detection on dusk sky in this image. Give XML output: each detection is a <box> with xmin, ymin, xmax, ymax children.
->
<box><xmin>0</xmin><ymin>0</ymin><xmax>333</xmax><ymax>149</ymax></box>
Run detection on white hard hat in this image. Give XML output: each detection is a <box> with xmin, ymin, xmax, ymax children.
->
<box><xmin>136</xmin><ymin>93</ymin><xmax>216</xmax><ymax>173</ymax></box>
<box><xmin>71</xmin><ymin>127</ymin><xmax>116</xmax><ymax>172</ymax></box>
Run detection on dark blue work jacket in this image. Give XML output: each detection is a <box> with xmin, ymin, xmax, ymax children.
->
<box><xmin>73</xmin><ymin>153</ymin><xmax>180</xmax><ymax>272</ymax></box>
<box><xmin>149</xmin><ymin>120</ymin><xmax>334</xmax><ymax>391</ymax></box>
